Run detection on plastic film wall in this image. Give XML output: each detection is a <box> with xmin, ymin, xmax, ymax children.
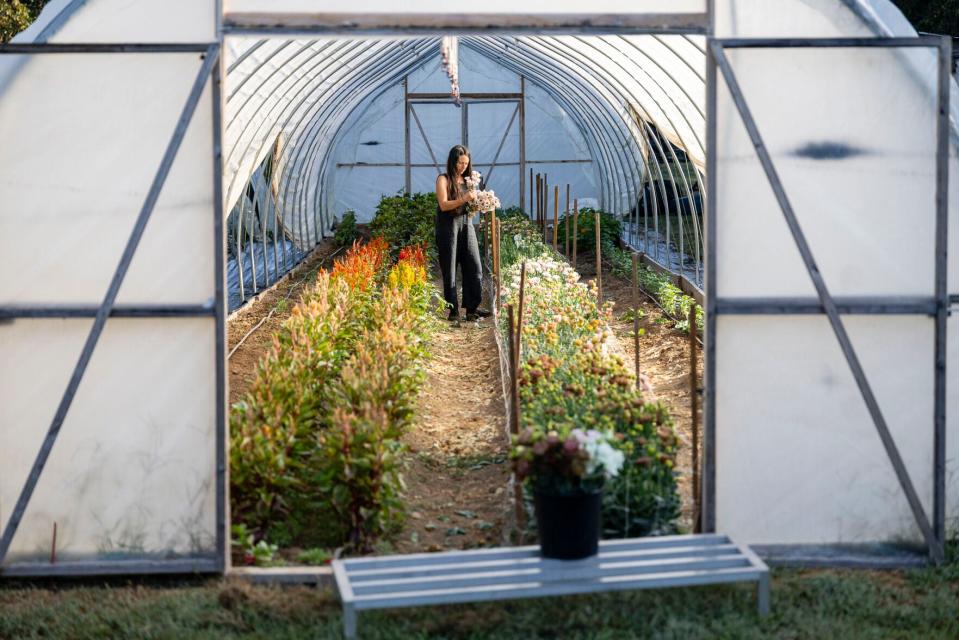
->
<box><xmin>712</xmin><ymin>0</ymin><xmax>959</xmax><ymax>546</ymax></box>
<box><xmin>0</xmin><ymin>0</ymin><xmax>220</xmax><ymax>569</ymax></box>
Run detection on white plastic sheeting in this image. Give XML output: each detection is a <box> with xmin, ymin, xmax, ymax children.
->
<box><xmin>0</xmin><ymin>0</ymin><xmax>220</xmax><ymax>569</ymax></box>
<box><xmin>321</xmin><ymin>44</ymin><xmax>598</xmax><ymax>222</ymax></box>
<box><xmin>713</xmin><ymin>0</ymin><xmax>959</xmax><ymax>547</ymax></box>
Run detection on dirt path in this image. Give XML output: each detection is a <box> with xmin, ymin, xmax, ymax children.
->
<box><xmin>575</xmin><ymin>254</ymin><xmax>703</xmax><ymax>532</ymax></box>
<box><xmin>393</xmin><ymin>299</ymin><xmax>512</xmax><ymax>554</ymax></box>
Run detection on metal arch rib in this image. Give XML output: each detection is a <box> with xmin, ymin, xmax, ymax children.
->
<box><xmin>0</xmin><ymin>44</ymin><xmax>221</xmax><ymax>566</ymax></box>
<box><xmin>709</xmin><ymin>40</ymin><xmax>943</xmax><ymax>564</ymax></box>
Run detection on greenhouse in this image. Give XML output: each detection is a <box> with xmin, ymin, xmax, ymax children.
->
<box><xmin>0</xmin><ymin>0</ymin><xmax>957</xmax><ymax>588</ymax></box>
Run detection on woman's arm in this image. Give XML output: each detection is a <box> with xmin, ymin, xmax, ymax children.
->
<box><xmin>436</xmin><ymin>175</ymin><xmax>476</xmax><ymax>213</ymax></box>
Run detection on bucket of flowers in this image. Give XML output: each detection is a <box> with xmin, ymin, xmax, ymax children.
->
<box><xmin>465</xmin><ymin>170</ymin><xmax>501</xmax><ymax>214</ymax></box>
<box><xmin>511</xmin><ymin>427</ymin><xmax>625</xmax><ymax>559</ymax></box>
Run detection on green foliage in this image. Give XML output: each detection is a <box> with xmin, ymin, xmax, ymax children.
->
<box><xmin>369</xmin><ymin>191</ymin><xmax>438</xmax><ymax>258</ymax></box>
<box><xmin>555</xmin><ymin>208</ymin><xmax>623</xmax><ymax>255</ymax></box>
<box><xmin>0</xmin><ymin>0</ymin><xmax>33</xmax><ymax>43</ymax></box>
<box><xmin>333</xmin><ymin>210</ymin><xmax>357</xmax><ymax>248</ymax></box>
<box><xmin>893</xmin><ymin>0</ymin><xmax>959</xmax><ymax>36</ymax></box>
<box><xmin>498</xmin><ymin>246</ymin><xmax>680</xmax><ymax>537</ymax></box>
<box><xmin>230</xmin><ymin>524</ymin><xmax>280</xmax><ymax>567</ymax></box>
<box><xmin>230</xmin><ymin>242</ymin><xmax>437</xmax><ymax>553</ymax></box>
<box><xmin>296</xmin><ymin>547</ymin><xmax>333</xmax><ymax>565</ymax></box>
<box><xmin>604</xmin><ymin>241</ymin><xmax>704</xmax><ymax>335</ymax></box>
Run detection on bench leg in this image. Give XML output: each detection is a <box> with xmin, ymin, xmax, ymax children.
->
<box><xmin>757</xmin><ymin>573</ymin><xmax>770</xmax><ymax>617</ymax></box>
<box><xmin>343</xmin><ymin>603</ymin><xmax>357</xmax><ymax>639</ymax></box>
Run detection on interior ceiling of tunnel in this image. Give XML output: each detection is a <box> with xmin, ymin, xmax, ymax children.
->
<box><xmin>223</xmin><ymin>34</ymin><xmax>708</xmax><ymax>231</ymax></box>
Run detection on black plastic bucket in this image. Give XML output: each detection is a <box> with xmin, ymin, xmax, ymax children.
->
<box><xmin>533</xmin><ymin>489</ymin><xmax>602</xmax><ymax>560</ymax></box>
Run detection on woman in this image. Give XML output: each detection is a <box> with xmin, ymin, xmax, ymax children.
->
<box><xmin>435</xmin><ymin>145</ymin><xmax>489</xmax><ymax>323</ymax></box>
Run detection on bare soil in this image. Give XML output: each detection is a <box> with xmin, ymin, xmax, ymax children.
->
<box><xmin>227</xmin><ymin>240</ymin><xmax>341</xmax><ymax>404</ymax></box>
<box><xmin>393</xmin><ymin>287</ymin><xmax>512</xmax><ymax>554</ymax></box>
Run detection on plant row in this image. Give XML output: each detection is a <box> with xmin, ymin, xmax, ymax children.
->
<box><xmin>230</xmin><ymin>238</ymin><xmax>436</xmax><ymax>556</ymax></box>
<box><xmin>495</xmin><ymin>210</ymin><xmax>681</xmax><ymax>537</ymax></box>
<box><xmin>547</xmin><ymin>206</ymin><xmax>704</xmax><ymax>334</ymax></box>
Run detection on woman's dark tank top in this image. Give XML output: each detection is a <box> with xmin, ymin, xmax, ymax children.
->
<box><xmin>437</xmin><ymin>173</ymin><xmax>468</xmax><ymax>219</ymax></box>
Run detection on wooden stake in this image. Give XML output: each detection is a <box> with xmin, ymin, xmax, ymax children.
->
<box><xmin>529</xmin><ymin>168</ymin><xmax>534</xmax><ymax>217</ymax></box>
<box><xmin>552</xmin><ymin>185</ymin><xmax>559</xmax><ymax>251</ymax></box>
<box><xmin>514</xmin><ymin>266</ymin><xmax>529</xmax><ymax>538</ymax></box>
<box><xmin>690</xmin><ymin>303</ymin><xmax>701</xmax><ymax>533</ymax></box>
<box><xmin>50</xmin><ymin>521</ymin><xmax>57</xmax><ymax>564</ymax></box>
<box><xmin>633</xmin><ymin>253</ymin><xmax>641</xmax><ymax>388</ymax></box>
<box><xmin>543</xmin><ymin>175</ymin><xmax>549</xmax><ymax>243</ymax></box>
<box><xmin>507</xmin><ymin>304</ymin><xmax>518</xmax><ymax>435</ymax></box>
<box><xmin>565</xmin><ymin>185</ymin><xmax>570</xmax><ymax>257</ymax></box>
<box><xmin>572</xmin><ymin>199</ymin><xmax>579</xmax><ymax>267</ymax></box>
<box><xmin>595</xmin><ymin>210</ymin><xmax>602</xmax><ymax>303</ymax></box>
<box><xmin>492</xmin><ymin>215</ymin><xmax>502</xmax><ymax>309</ymax></box>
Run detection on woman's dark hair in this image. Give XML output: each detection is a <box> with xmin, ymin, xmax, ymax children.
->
<box><xmin>444</xmin><ymin>145</ymin><xmax>472</xmax><ymax>199</ymax></box>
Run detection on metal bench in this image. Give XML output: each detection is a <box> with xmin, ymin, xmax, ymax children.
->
<box><xmin>332</xmin><ymin>533</ymin><xmax>770</xmax><ymax>638</ymax></box>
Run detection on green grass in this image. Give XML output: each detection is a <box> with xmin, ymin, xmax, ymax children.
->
<box><xmin>2</xmin><ymin>547</ymin><xmax>957</xmax><ymax>639</ymax></box>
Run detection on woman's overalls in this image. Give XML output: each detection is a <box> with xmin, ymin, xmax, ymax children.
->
<box><xmin>435</xmin><ymin>176</ymin><xmax>483</xmax><ymax>316</ymax></box>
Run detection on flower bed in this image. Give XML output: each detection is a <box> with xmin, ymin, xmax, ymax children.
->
<box><xmin>496</xmin><ymin>210</ymin><xmax>681</xmax><ymax>537</ymax></box>
<box><xmin>230</xmin><ymin>238</ymin><xmax>436</xmax><ymax>554</ymax></box>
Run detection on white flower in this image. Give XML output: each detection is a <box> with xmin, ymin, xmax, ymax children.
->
<box><xmin>572</xmin><ymin>429</ymin><xmax>625</xmax><ymax>479</ymax></box>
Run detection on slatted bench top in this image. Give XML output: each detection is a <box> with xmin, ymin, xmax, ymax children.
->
<box><xmin>332</xmin><ymin>533</ymin><xmax>769</xmax><ymax>638</ymax></box>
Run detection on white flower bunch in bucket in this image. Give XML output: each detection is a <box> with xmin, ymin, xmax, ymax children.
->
<box><xmin>573</xmin><ymin>429</ymin><xmax>626</xmax><ymax>479</ymax></box>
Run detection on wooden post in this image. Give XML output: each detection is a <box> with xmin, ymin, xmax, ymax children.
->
<box><xmin>690</xmin><ymin>303</ymin><xmax>700</xmax><ymax>533</ymax></box>
<box><xmin>507</xmin><ymin>304</ymin><xmax>518</xmax><ymax>434</ymax></box>
<box><xmin>594</xmin><ymin>210</ymin><xmax>602</xmax><ymax>303</ymax></box>
<box><xmin>533</xmin><ymin>173</ymin><xmax>543</xmax><ymax>226</ymax></box>
<box><xmin>565</xmin><ymin>184</ymin><xmax>570</xmax><ymax>257</ymax></box>
<box><xmin>529</xmin><ymin>168</ymin><xmax>534</xmax><ymax>218</ymax></box>
<box><xmin>50</xmin><ymin>521</ymin><xmax>57</xmax><ymax>564</ymax></box>
<box><xmin>492</xmin><ymin>216</ymin><xmax>501</xmax><ymax>309</ymax></box>
<box><xmin>572</xmin><ymin>199</ymin><xmax>579</xmax><ymax>267</ymax></box>
<box><xmin>543</xmin><ymin>175</ymin><xmax>549</xmax><ymax>243</ymax></box>
<box><xmin>633</xmin><ymin>253</ymin><xmax>641</xmax><ymax>388</ymax></box>
<box><xmin>552</xmin><ymin>185</ymin><xmax>559</xmax><ymax>251</ymax></box>
<box><xmin>514</xmin><ymin>265</ymin><xmax>528</xmax><ymax>538</ymax></box>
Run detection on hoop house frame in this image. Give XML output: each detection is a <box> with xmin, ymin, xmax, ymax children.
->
<box><xmin>704</xmin><ymin>36</ymin><xmax>952</xmax><ymax>565</ymax></box>
<box><xmin>0</xmin><ymin>41</ymin><xmax>228</xmax><ymax>576</ymax></box>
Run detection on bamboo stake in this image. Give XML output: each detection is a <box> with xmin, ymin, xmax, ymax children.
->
<box><xmin>491</xmin><ymin>215</ymin><xmax>499</xmax><ymax>310</ymax></box>
<box><xmin>633</xmin><ymin>253</ymin><xmax>641</xmax><ymax>388</ymax></box>
<box><xmin>552</xmin><ymin>185</ymin><xmax>559</xmax><ymax>251</ymax></box>
<box><xmin>572</xmin><ymin>199</ymin><xmax>579</xmax><ymax>267</ymax></box>
<box><xmin>595</xmin><ymin>210</ymin><xmax>602</xmax><ymax>303</ymax></box>
<box><xmin>690</xmin><ymin>303</ymin><xmax>700</xmax><ymax>533</ymax></box>
<box><xmin>565</xmin><ymin>185</ymin><xmax>570</xmax><ymax>258</ymax></box>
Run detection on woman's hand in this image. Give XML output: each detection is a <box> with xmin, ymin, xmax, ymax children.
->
<box><xmin>462</xmin><ymin>190</ymin><xmax>477</xmax><ymax>203</ymax></box>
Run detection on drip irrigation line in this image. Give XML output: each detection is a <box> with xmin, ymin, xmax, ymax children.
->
<box><xmin>228</xmin><ymin>245</ymin><xmax>345</xmax><ymax>359</ymax></box>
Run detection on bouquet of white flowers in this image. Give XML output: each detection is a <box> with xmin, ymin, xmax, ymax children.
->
<box><xmin>463</xmin><ymin>170</ymin><xmax>501</xmax><ymax>213</ymax></box>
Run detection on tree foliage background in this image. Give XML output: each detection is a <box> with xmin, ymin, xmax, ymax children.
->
<box><xmin>1</xmin><ymin>0</ymin><xmax>956</xmax><ymax>43</ymax></box>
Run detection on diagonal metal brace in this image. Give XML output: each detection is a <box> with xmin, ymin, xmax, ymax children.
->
<box><xmin>710</xmin><ymin>40</ymin><xmax>944</xmax><ymax>564</ymax></box>
<box><xmin>0</xmin><ymin>43</ymin><xmax>221</xmax><ymax>566</ymax></box>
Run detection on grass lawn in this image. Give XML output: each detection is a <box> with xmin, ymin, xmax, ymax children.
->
<box><xmin>1</xmin><ymin>544</ymin><xmax>956</xmax><ymax>639</ymax></box>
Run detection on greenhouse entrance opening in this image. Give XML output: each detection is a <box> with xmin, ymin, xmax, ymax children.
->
<box><xmin>1</xmin><ymin>1</ymin><xmax>957</xmax><ymax>580</ymax></box>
